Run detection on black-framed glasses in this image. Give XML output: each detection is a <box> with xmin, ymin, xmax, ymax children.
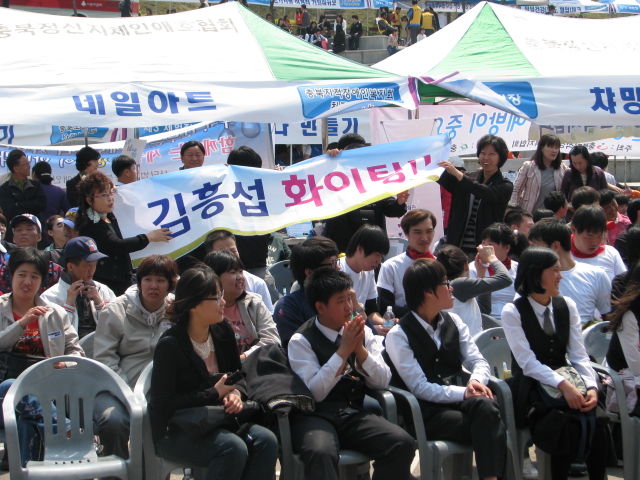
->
<box><xmin>202</xmin><ymin>291</ymin><xmax>224</xmax><ymax>304</ymax></box>
<box><xmin>319</xmin><ymin>259</ymin><xmax>339</xmax><ymax>268</ymax></box>
<box><xmin>438</xmin><ymin>281</ymin><xmax>451</xmax><ymax>289</ymax></box>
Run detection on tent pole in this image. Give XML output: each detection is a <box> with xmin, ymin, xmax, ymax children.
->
<box><xmin>83</xmin><ymin>127</ymin><xmax>88</xmax><ymax>147</ymax></box>
<box><xmin>321</xmin><ymin>118</ymin><xmax>329</xmax><ymax>152</ymax></box>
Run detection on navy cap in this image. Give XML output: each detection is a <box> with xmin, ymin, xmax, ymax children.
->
<box><xmin>63</xmin><ymin>236</ymin><xmax>108</xmax><ymax>262</ymax></box>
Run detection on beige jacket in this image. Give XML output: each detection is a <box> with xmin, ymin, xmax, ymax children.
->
<box><xmin>509</xmin><ymin>160</ymin><xmax>568</xmax><ymax>213</ymax></box>
<box><xmin>236</xmin><ymin>292</ymin><xmax>281</xmax><ymax>359</ymax></box>
<box><xmin>0</xmin><ymin>293</ymin><xmax>83</xmax><ymax>358</ymax></box>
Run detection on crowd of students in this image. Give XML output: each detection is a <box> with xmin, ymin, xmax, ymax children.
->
<box><xmin>0</xmin><ymin>131</ymin><xmax>638</xmax><ymax>480</ymax></box>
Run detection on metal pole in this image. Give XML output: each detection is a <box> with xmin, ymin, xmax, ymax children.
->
<box><xmin>83</xmin><ymin>127</ymin><xmax>88</xmax><ymax>147</ymax></box>
<box><xmin>321</xmin><ymin>117</ymin><xmax>329</xmax><ymax>152</ymax></box>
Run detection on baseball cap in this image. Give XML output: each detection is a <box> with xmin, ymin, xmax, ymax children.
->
<box><xmin>64</xmin><ymin>236</ymin><xmax>108</xmax><ymax>262</ymax></box>
<box><xmin>10</xmin><ymin>214</ymin><xmax>42</xmax><ymax>233</ymax></box>
<box><xmin>61</xmin><ymin>208</ymin><xmax>79</xmax><ymax>229</ymax></box>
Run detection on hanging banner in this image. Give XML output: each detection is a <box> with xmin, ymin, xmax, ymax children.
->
<box><xmin>274</xmin><ymin>110</ymin><xmax>370</xmax><ymax>144</ymax></box>
<box><xmin>0</xmin><ymin>121</ymin><xmax>272</xmax><ymax>187</ymax></box>
<box><xmin>116</xmin><ymin>135</ymin><xmax>451</xmax><ymax>263</ymax></box>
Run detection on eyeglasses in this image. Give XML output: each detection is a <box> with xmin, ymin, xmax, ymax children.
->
<box><xmin>16</xmin><ymin>162</ymin><xmax>30</xmax><ymax>167</ymax></box>
<box><xmin>202</xmin><ymin>291</ymin><xmax>225</xmax><ymax>304</ymax></box>
<box><xmin>92</xmin><ymin>189</ymin><xmax>117</xmax><ymax>200</ymax></box>
<box><xmin>319</xmin><ymin>259</ymin><xmax>339</xmax><ymax>268</ymax></box>
<box><xmin>438</xmin><ymin>281</ymin><xmax>451</xmax><ymax>289</ymax></box>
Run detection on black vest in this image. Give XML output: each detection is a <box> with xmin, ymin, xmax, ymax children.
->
<box><xmin>511</xmin><ymin>296</ymin><xmax>570</xmax><ymax>377</ymax></box>
<box><xmin>298</xmin><ymin>318</ymin><xmax>366</xmax><ymax>412</ymax></box>
<box><xmin>606</xmin><ymin>305</ymin><xmax>640</xmax><ymax>372</ymax></box>
<box><xmin>384</xmin><ymin>311</ymin><xmax>461</xmax><ymax>391</ymax></box>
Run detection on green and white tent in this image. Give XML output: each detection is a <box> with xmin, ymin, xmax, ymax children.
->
<box><xmin>376</xmin><ymin>2</ymin><xmax>640</xmax><ymax>126</ymax></box>
<box><xmin>0</xmin><ymin>2</ymin><xmax>417</xmax><ymax>127</ymax></box>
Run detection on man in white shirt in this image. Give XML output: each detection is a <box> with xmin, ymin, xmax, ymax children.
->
<box><xmin>528</xmin><ymin>217</ymin><xmax>611</xmax><ymax>325</ymax></box>
<box><xmin>111</xmin><ymin>155</ymin><xmax>137</xmax><ymax>186</ymax></box>
<box><xmin>385</xmin><ymin>258</ymin><xmax>507</xmax><ymax>480</ymax></box>
<box><xmin>288</xmin><ymin>267</ymin><xmax>415</xmax><ymax>480</ymax></box>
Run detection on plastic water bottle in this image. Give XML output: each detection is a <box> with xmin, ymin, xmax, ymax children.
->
<box><xmin>383</xmin><ymin>306</ymin><xmax>395</xmax><ymax>328</ymax></box>
<box><xmin>182</xmin><ymin>468</ymin><xmax>194</xmax><ymax>480</ymax></box>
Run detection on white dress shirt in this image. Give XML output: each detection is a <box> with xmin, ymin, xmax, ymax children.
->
<box><xmin>339</xmin><ymin>256</ymin><xmax>377</xmax><ymax>305</ymax></box>
<box><xmin>618</xmin><ymin>311</ymin><xmax>640</xmax><ymax>386</ymax></box>
<box><xmin>288</xmin><ymin>318</ymin><xmax>391</xmax><ymax>402</ymax></box>
<box><xmin>385</xmin><ymin>311</ymin><xmax>491</xmax><ymax>404</ymax></box>
<box><xmin>502</xmin><ymin>296</ymin><xmax>597</xmax><ymax>389</ymax></box>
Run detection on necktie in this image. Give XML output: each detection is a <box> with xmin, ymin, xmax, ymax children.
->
<box><xmin>543</xmin><ymin>307</ymin><xmax>554</xmax><ymax>336</ymax></box>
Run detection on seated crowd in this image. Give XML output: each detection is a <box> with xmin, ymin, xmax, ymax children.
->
<box><xmin>0</xmin><ymin>133</ymin><xmax>637</xmax><ymax>480</ymax></box>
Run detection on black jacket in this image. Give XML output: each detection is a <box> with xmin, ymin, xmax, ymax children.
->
<box><xmin>66</xmin><ymin>173</ymin><xmax>83</xmax><ymax>208</ymax></box>
<box><xmin>149</xmin><ymin>320</ymin><xmax>246</xmax><ymax>444</ymax></box>
<box><xmin>438</xmin><ymin>169</ymin><xmax>513</xmax><ymax>249</ymax></box>
<box><xmin>0</xmin><ymin>177</ymin><xmax>47</xmax><ymax>222</ymax></box>
<box><xmin>349</xmin><ymin>21</ymin><xmax>362</xmax><ymax>37</ymax></box>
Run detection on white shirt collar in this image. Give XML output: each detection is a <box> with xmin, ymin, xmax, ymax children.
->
<box><xmin>314</xmin><ymin>317</ymin><xmax>344</xmax><ymax>343</ymax></box>
<box><xmin>527</xmin><ymin>296</ymin><xmax>554</xmax><ymax>318</ymax></box>
<box><xmin>411</xmin><ymin>310</ymin><xmax>444</xmax><ymax>335</ymax></box>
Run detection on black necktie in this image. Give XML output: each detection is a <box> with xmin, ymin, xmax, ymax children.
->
<box><xmin>543</xmin><ymin>307</ymin><xmax>554</xmax><ymax>336</ymax></box>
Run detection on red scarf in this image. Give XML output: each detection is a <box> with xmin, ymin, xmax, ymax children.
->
<box><xmin>570</xmin><ymin>234</ymin><xmax>605</xmax><ymax>258</ymax></box>
<box><xmin>407</xmin><ymin>247</ymin><xmax>435</xmax><ymax>260</ymax></box>
<box><xmin>488</xmin><ymin>256</ymin><xmax>512</xmax><ymax>276</ymax></box>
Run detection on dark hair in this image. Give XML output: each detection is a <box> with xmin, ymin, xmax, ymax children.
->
<box><xmin>543</xmin><ymin>191</ymin><xmax>567</xmax><ymax>213</ymax></box>
<box><xmin>165</xmin><ymin>265</ymin><xmax>220</xmax><ymax>325</ymax></box>
<box><xmin>0</xmin><ymin>214</ymin><xmax>8</xmax><ymax>227</ymax></box>
<box><xmin>112</xmin><ymin>155</ymin><xmax>136</xmax><ymax>178</ymax></box>
<box><xmin>180</xmin><ymin>140</ymin><xmax>205</xmax><ymax>156</ymax></box>
<box><xmin>203</xmin><ymin>229</ymin><xmax>235</xmax><ymax>253</ymax></box>
<box><xmin>528</xmin><ymin>217</ymin><xmax>571</xmax><ymax>252</ymax></box>
<box><xmin>628</xmin><ymin>198</ymin><xmax>640</xmax><ymax>224</ymax></box>
<box><xmin>227</xmin><ymin>146</ymin><xmax>262</xmax><ymax>169</ymax></box>
<box><xmin>76</xmin><ymin>146</ymin><xmax>100</xmax><ymax>172</ymax></box>
<box><xmin>45</xmin><ymin>215</ymin><xmax>63</xmax><ymax>233</ymax></box>
<box><xmin>572</xmin><ymin>204</ymin><xmax>606</xmax><ymax>235</ymax></box>
<box><xmin>609</xmin><ymin>260</ymin><xmax>640</xmax><ymax>330</ymax></box>
<box><xmin>8</xmin><ymin>247</ymin><xmax>48</xmax><ymax>282</ymax></box>
<box><xmin>533</xmin><ymin>209</ymin><xmax>555</xmax><ymax>222</ymax></box>
<box><xmin>289</xmin><ymin>236</ymin><xmax>339</xmax><ymax>285</ymax></box>
<box><xmin>304</xmin><ymin>267</ymin><xmax>352</xmax><ymax>313</ymax></box>
<box><xmin>504</xmin><ymin>208</ymin><xmax>533</xmax><ymax>229</ymax></box>
<box><xmin>570</xmin><ymin>186</ymin><xmax>600</xmax><ymax>211</ymax></box>
<box><xmin>75</xmin><ymin>171</ymin><xmax>115</xmax><ymax>230</ymax></box>
<box><xmin>345</xmin><ymin>224</ymin><xmax>389</xmax><ymax>257</ymax></box>
<box><xmin>615</xmin><ymin>194</ymin><xmax>629</xmax><ymax>207</ymax></box>
<box><xmin>203</xmin><ymin>249</ymin><xmax>244</xmax><ymax>277</ymax></box>
<box><xmin>32</xmin><ymin>161</ymin><xmax>53</xmax><ymax>185</ymax></box>
<box><xmin>337</xmin><ymin>133</ymin><xmax>366</xmax><ymax>150</ymax></box>
<box><xmin>480</xmin><ymin>223</ymin><xmax>515</xmax><ymax>248</ymax></box>
<box><xmin>626</xmin><ymin>224</ymin><xmax>640</xmax><ymax>268</ymax></box>
<box><xmin>403</xmin><ymin>258</ymin><xmax>446</xmax><ymax>311</ymax></box>
<box><xmin>352</xmin><ymin>14</ymin><xmax>358</xmax><ymax>19</ymax></box>
<box><xmin>400</xmin><ymin>209</ymin><xmax>437</xmax><ymax>236</ymax></box>
<box><xmin>598</xmin><ymin>189</ymin><xmax>616</xmax><ymax>207</ymax></box>
<box><xmin>435</xmin><ymin>245</ymin><xmax>467</xmax><ymax>281</ymax></box>
<box><xmin>136</xmin><ymin>255</ymin><xmax>178</xmax><ymax>292</ymax></box>
<box><xmin>591</xmin><ymin>152</ymin><xmax>609</xmax><ymax>170</ymax></box>
<box><xmin>326</xmin><ymin>142</ymin><xmax>339</xmax><ymax>151</ymax></box>
<box><xmin>569</xmin><ymin>145</ymin><xmax>594</xmax><ymax>186</ymax></box>
<box><xmin>7</xmin><ymin>149</ymin><xmax>27</xmax><ymax>175</ymax></box>
<box><xmin>532</xmin><ymin>134</ymin><xmax>562</xmax><ymax>170</ymax></box>
<box><xmin>476</xmin><ymin>135</ymin><xmax>509</xmax><ymax>169</ymax></box>
<box><xmin>514</xmin><ymin>247</ymin><xmax>559</xmax><ymax>297</ymax></box>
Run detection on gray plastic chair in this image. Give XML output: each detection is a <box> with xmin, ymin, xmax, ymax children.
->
<box><xmin>582</xmin><ymin>321</ymin><xmax>612</xmax><ymax>365</ymax></box>
<box><xmin>482</xmin><ymin>314</ymin><xmax>502</xmax><ymax>330</ymax></box>
<box><xmin>268</xmin><ymin>260</ymin><xmax>294</xmax><ymax>296</ymax></box>
<box><xmin>78</xmin><ymin>331</ymin><xmax>95</xmax><ymax>359</ymax></box>
<box><xmin>472</xmin><ymin>328</ymin><xmax>510</xmax><ymax>379</ymax></box>
<box><xmin>3</xmin><ymin>356</ymin><xmax>143</xmax><ymax>480</ymax></box>
<box><xmin>134</xmin><ymin>362</ymin><xmax>207</xmax><ymax>480</ymax></box>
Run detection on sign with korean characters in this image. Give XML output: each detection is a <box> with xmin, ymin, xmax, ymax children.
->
<box><xmin>274</xmin><ymin>110</ymin><xmax>370</xmax><ymax>144</ymax></box>
<box><xmin>116</xmin><ymin>135</ymin><xmax>451</xmax><ymax>264</ymax></box>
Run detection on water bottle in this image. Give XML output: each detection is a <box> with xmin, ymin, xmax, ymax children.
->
<box><xmin>182</xmin><ymin>468</ymin><xmax>194</xmax><ymax>480</ymax></box>
<box><xmin>383</xmin><ymin>306</ymin><xmax>395</xmax><ymax>328</ymax></box>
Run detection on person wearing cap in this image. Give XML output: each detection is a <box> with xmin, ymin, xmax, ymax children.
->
<box><xmin>32</xmin><ymin>161</ymin><xmax>70</xmax><ymax>241</ymax></box>
<box><xmin>61</xmin><ymin>207</ymin><xmax>80</xmax><ymax>242</ymax></box>
<box><xmin>9</xmin><ymin>214</ymin><xmax>61</xmax><ymax>265</ymax></box>
<box><xmin>0</xmin><ymin>149</ymin><xmax>47</xmax><ymax>242</ymax></box>
<box><xmin>41</xmin><ymin>237</ymin><xmax>116</xmax><ymax>339</ymax></box>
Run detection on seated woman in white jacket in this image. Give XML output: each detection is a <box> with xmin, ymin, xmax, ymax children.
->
<box><xmin>204</xmin><ymin>250</ymin><xmax>280</xmax><ymax>361</ymax></box>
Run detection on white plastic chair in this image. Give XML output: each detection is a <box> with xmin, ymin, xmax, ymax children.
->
<box><xmin>481</xmin><ymin>313</ymin><xmax>502</xmax><ymax>330</ymax></box>
<box><xmin>581</xmin><ymin>321</ymin><xmax>611</xmax><ymax>365</ymax></box>
<box><xmin>78</xmin><ymin>331</ymin><xmax>95</xmax><ymax>359</ymax></box>
<box><xmin>3</xmin><ymin>356</ymin><xmax>143</xmax><ymax>480</ymax></box>
<box><xmin>134</xmin><ymin>362</ymin><xmax>207</xmax><ymax>480</ymax></box>
<box><xmin>268</xmin><ymin>260</ymin><xmax>294</xmax><ymax>296</ymax></box>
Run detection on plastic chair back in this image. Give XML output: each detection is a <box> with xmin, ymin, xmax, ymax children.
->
<box><xmin>267</xmin><ymin>260</ymin><xmax>294</xmax><ymax>296</ymax></box>
<box><xmin>3</xmin><ymin>356</ymin><xmax>142</xmax><ymax>480</ymax></box>
<box><xmin>581</xmin><ymin>321</ymin><xmax>611</xmax><ymax>364</ymax></box>
<box><xmin>79</xmin><ymin>331</ymin><xmax>95</xmax><ymax>359</ymax></box>
<box><xmin>481</xmin><ymin>314</ymin><xmax>502</xmax><ymax>330</ymax></box>
<box><xmin>473</xmin><ymin>328</ymin><xmax>512</xmax><ymax>380</ymax></box>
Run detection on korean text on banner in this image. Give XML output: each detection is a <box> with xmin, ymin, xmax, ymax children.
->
<box><xmin>117</xmin><ymin>135</ymin><xmax>451</xmax><ymax>264</ymax></box>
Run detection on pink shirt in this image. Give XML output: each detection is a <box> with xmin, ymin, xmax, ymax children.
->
<box><xmin>608</xmin><ymin>212</ymin><xmax>631</xmax><ymax>245</ymax></box>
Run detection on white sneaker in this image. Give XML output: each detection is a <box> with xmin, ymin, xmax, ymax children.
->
<box><xmin>522</xmin><ymin>458</ymin><xmax>539</xmax><ymax>480</ymax></box>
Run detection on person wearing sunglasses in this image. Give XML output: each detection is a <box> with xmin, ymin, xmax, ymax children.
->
<box><xmin>76</xmin><ymin>171</ymin><xmax>171</xmax><ymax>296</ymax></box>
<box><xmin>204</xmin><ymin>250</ymin><xmax>280</xmax><ymax>361</ymax></box>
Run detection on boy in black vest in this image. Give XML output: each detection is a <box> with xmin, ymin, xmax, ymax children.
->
<box><xmin>385</xmin><ymin>258</ymin><xmax>506</xmax><ymax>480</ymax></box>
<box><xmin>288</xmin><ymin>267</ymin><xmax>415</xmax><ymax>480</ymax></box>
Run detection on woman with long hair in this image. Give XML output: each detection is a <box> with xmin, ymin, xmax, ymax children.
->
<box><xmin>560</xmin><ymin>146</ymin><xmax>608</xmax><ymax>220</ymax></box>
<box><xmin>149</xmin><ymin>265</ymin><xmax>278</xmax><ymax>479</ymax></box>
<box><xmin>509</xmin><ymin>135</ymin><xmax>568</xmax><ymax>214</ymax></box>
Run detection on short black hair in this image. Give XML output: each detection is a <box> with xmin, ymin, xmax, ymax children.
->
<box><xmin>435</xmin><ymin>245</ymin><xmax>467</xmax><ymax>281</ymax></box>
<box><xmin>598</xmin><ymin>189</ymin><xmax>616</xmax><ymax>207</ymax></box>
<box><xmin>532</xmin><ymin>209</ymin><xmax>555</xmax><ymax>223</ymax></box>
<box><xmin>227</xmin><ymin>146</ymin><xmax>262</xmax><ymax>169</ymax></box>
<box><xmin>337</xmin><ymin>133</ymin><xmax>366</xmax><ymax>150</ymax></box>
<box><xmin>628</xmin><ymin>199</ymin><xmax>640</xmax><ymax>224</ymax></box>
<box><xmin>352</xmin><ymin>14</ymin><xmax>358</xmax><ymax>19</ymax></box>
<box><xmin>400</xmin><ymin>209</ymin><xmax>437</xmax><ymax>236</ymax></box>
<box><xmin>504</xmin><ymin>208</ymin><xmax>533</xmax><ymax>228</ymax></box>
<box><xmin>570</xmin><ymin>186</ymin><xmax>600</xmax><ymax>211</ymax></box>
<box><xmin>476</xmin><ymin>135</ymin><xmax>509</xmax><ymax>169</ymax></box>
<box><xmin>615</xmin><ymin>194</ymin><xmax>629</xmax><ymax>207</ymax></box>
<box><xmin>203</xmin><ymin>249</ymin><xmax>244</xmax><ymax>277</ymax></box>
<box><xmin>180</xmin><ymin>140</ymin><xmax>205</xmax><ymax>156</ymax></box>
<box><xmin>591</xmin><ymin>152</ymin><xmax>609</xmax><ymax>170</ymax></box>
<box><xmin>136</xmin><ymin>255</ymin><xmax>179</xmax><ymax>292</ymax></box>
<box><xmin>8</xmin><ymin>247</ymin><xmax>48</xmax><ymax>281</ymax></box>
<box><xmin>112</xmin><ymin>155</ymin><xmax>136</xmax><ymax>178</ymax></box>
<box><xmin>203</xmin><ymin>229</ymin><xmax>235</xmax><ymax>253</ymax></box>
<box><xmin>403</xmin><ymin>258</ymin><xmax>446</xmax><ymax>311</ymax></box>
<box><xmin>305</xmin><ymin>267</ymin><xmax>352</xmax><ymax>313</ymax></box>
<box><xmin>165</xmin><ymin>265</ymin><xmax>220</xmax><ymax>325</ymax></box>
<box><xmin>528</xmin><ymin>217</ymin><xmax>571</xmax><ymax>252</ymax></box>
<box><xmin>626</xmin><ymin>224</ymin><xmax>640</xmax><ymax>267</ymax></box>
<box><xmin>345</xmin><ymin>224</ymin><xmax>389</xmax><ymax>257</ymax></box>
<box><xmin>543</xmin><ymin>191</ymin><xmax>567</xmax><ymax>213</ymax></box>
<box><xmin>515</xmin><ymin>247</ymin><xmax>559</xmax><ymax>297</ymax></box>
<box><xmin>76</xmin><ymin>146</ymin><xmax>100</xmax><ymax>172</ymax></box>
<box><xmin>572</xmin><ymin>204</ymin><xmax>606</xmax><ymax>235</ymax></box>
<box><xmin>7</xmin><ymin>149</ymin><xmax>27</xmax><ymax>175</ymax></box>
<box><xmin>289</xmin><ymin>236</ymin><xmax>339</xmax><ymax>285</ymax></box>
<box><xmin>480</xmin><ymin>223</ymin><xmax>515</xmax><ymax>248</ymax></box>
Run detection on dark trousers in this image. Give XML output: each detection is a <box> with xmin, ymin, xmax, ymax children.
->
<box><xmin>422</xmin><ymin>396</ymin><xmax>507</xmax><ymax>479</ymax></box>
<box><xmin>550</xmin><ymin>419</ymin><xmax>608</xmax><ymax>480</ymax></box>
<box><xmin>349</xmin><ymin>34</ymin><xmax>359</xmax><ymax>50</ymax></box>
<box><xmin>291</xmin><ymin>411</ymin><xmax>415</xmax><ymax>480</ymax></box>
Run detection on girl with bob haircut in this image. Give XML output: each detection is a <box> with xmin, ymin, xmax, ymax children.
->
<box><xmin>203</xmin><ymin>250</ymin><xmax>280</xmax><ymax>361</ymax></box>
<box><xmin>560</xmin><ymin>146</ymin><xmax>608</xmax><ymax>220</ymax></box>
<box><xmin>76</xmin><ymin>171</ymin><xmax>171</xmax><ymax>296</ymax></box>
<box><xmin>502</xmin><ymin>247</ymin><xmax>609</xmax><ymax>480</ymax></box>
<box><xmin>149</xmin><ymin>265</ymin><xmax>278</xmax><ymax>479</ymax></box>
<box><xmin>510</xmin><ymin>134</ymin><xmax>568</xmax><ymax>214</ymax></box>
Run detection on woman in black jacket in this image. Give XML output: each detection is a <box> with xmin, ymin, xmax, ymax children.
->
<box><xmin>76</xmin><ymin>171</ymin><xmax>170</xmax><ymax>295</ymax></box>
<box><xmin>437</xmin><ymin>135</ymin><xmax>514</xmax><ymax>258</ymax></box>
<box><xmin>149</xmin><ymin>265</ymin><xmax>278</xmax><ymax>480</ymax></box>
